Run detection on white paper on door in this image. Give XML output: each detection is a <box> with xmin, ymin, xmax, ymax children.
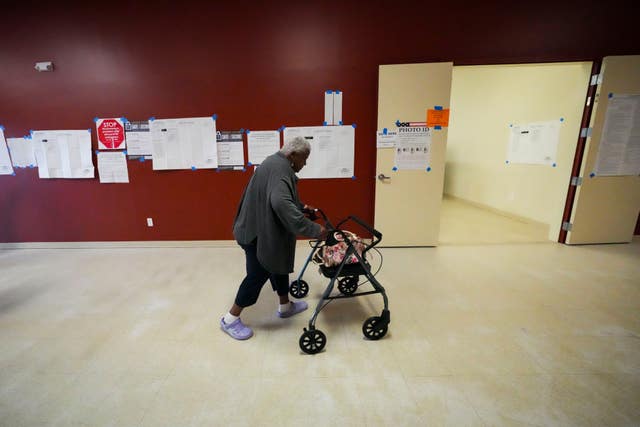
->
<box><xmin>594</xmin><ymin>94</ymin><xmax>640</xmax><ymax>176</ymax></box>
<box><xmin>394</xmin><ymin>126</ymin><xmax>431</xmax><ymax>170</ymax></box>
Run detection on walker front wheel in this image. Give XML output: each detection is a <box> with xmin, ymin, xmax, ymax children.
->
<box><xmin>362</xmin><ymin>316</ymin><xmax>388</xmax><ymax>340</ymax></box>
<box><xmin>289</xmin><ymin>279</ymin><xmax>309</xmax><ymax>298</ymax></box>
<box><xmin>299</xmin><ymin>329</ymin><xmax>326</xmax><ymax>354</ymax></box>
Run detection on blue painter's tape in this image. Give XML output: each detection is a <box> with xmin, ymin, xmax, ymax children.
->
<box><xmin>351</xmin><ymin>175</ymin><xmax>356</xmax><ymax>180</ymax></box>
<box><xmin>212</xmin><ymin>114</ymin><xmax>218</xmax><ymax>121</ymax></box>
<box><xmin>434</xmin><ymin>106</ymin><xmax>443</xmax><ymax>110</ymax></box>
<box><xmin>239</xmin><ymin>128</ymin><xmax>244</xmax><ymax>133</ymax></box>
<box><xmin>93</xmin><ymin>117</ymin><xmax>99</xmax><ymax>123</ymax></box>
<box><xmin>323</xmin><ymin>121</ymin><xmax>327</xmax><ymax>126</ymax></box>
<box><xmin>427</xmin><ymin>167</ymin><xmax>432</xmax><ymax>172</ymax></box>
<box><xmin>552</xmin><ymin>163</ymin><xmax>557</xmax><ymax>167</ymax></box>
<box><xmin>120</xmin><ymin>116</ymin><xmax>127</xmax><ymax>123</ymax></box>
<box><xmin>191</xmin><ymin>166</ymin><xmax>197</xmax><ymax>171</ymax></box>
<box><xmin>339</xmin><ymin>120</ymin><xmax>343</xmax><ymax>125</ymax></box>
<box><xmin>245</xmin><ymin>129</ymin><xmax>251</xmax><ymax>134</ymax></box>
<box><xmin>11</xmin><ymin>171</ymin><xmax>15</xmax><ymax>176</ymax></box>
<box><xmin>242</xmin><ymin>167</ymin><xmax>247</xmax><ymax>172</ymax></box>
<box><xmin>139</xmin><ymin>157</ymin><xmax>145</xmax><ymax>162</ymax></box>
<box><xmin>87</xmin><ymin>129</ymin><xmax>91</xmax><ymax>133</ymax></box>
<box><xmin>560</xmin><ymin>118</ymin><xmax>564</xmax><ymax>122</ymax></box>
<box><xmin>248</xmin><ymin>162</ymin><xmax>253</xmax><ymax>166</ymax></box>
<box><xmin>590</xmin><ymin>172</ymin><xmax>595</xmax><ymax>178</ymax></box>
<box><xmin>0</xmin><ymin>125</ymin><xmax>4</xmax><ymax>131</ymax></box>
<box><xmin>29</xmin><ymin>164</ymin><xmax>34</xmax><ymax>168</ymax></box>
<box><xmin>383</xmin><ymin>128</ymin><xmax>388</xmax><ymax>135</ymax></box>
<box><xmin>122</xmin><ymin>150</ymin><xmax>128</xmax><ymax>155</ymax></box>
<box><xmin>95</xmin><ymin>150</ymin><xmax>99</xmax><ymax>155</ymax></box>
<box><xmin>352</xmin><ymin>123</ymin><xmax>357</xmax><ymax>128</ymax></box>
<box><xmin>608</xmin><ymin>93</ymin><xmax>613</xmax><ymax>98</ymax></box>
<box><xmin>30</xmin><ymin>130</ymin><xmax>34</xmax><ymax>136</ymax></box>
<box><xmin>326</xmin><ymin>90</ymin><xmax>333</xmax><ymax>94</ymax></box>
<box><xmin>435</xmin><ymin>125</ymin><xmax>442</xmax><ymax>130</ymax></box>
<box><xmin>23</xmin><ymin>135</ymin><xmax>29</xmax><ymax>140</ymax></box>
<box><xmin>279</xmin><ymin>126</ymin><xmax>286</xmax><ymax>132</ymax></box>
<box><xmin>149</xmin><ymin>117</ymin><xmax>156</xmax><ymax>122</ymax></box>
<box><xmin>335</xmin><ymin>90</ymin><xmax>341</xmax><ymax>94</ymax></box>
<box><xmin>392</xmin><ymin>166</ymin><xmax>398</xmax><ymax>171</ymax></box>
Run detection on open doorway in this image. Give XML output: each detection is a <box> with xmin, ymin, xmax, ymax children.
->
<box><xmin>439</xmin><ymin>62</ymin><xmax>592</xmax><ymax>245</ymax></box>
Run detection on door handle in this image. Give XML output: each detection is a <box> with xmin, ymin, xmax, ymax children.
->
<box><xmin>377</xmin><ymin>174</ymin><xmax>391</xmax><ymax>181</ymax></box>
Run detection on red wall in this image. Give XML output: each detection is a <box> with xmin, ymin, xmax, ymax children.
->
<box><xmin>1</xmin><ymin>1</ymin><xmax>637</xmax><ymax>242</ymax></box>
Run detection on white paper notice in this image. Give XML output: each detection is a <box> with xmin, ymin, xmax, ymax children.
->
<box><xmin>507</xmin><ymin>120</ymin><xmax>561</xmax><ymax>165</ymax></box>
<box><xmin>216</xmin><ymin>130</ymin><xmax>245</xmax><ymax>168</ymax></box>
<box><xmin>0</xmin><ymin>130</ymin><xmax>14</xmax><ymax>175</ymax></box>
<box><xmin>6</xmin><ymin>137</ymin><xmax>37</xmax><ymax>168</ymax></box>
<box><xmin>32</xmin><ymin>130</ymin><xmax>94</xmax><ymax>179</ymax></box>
<box><xmin>333</xmin><ymin>91</ymin><xmax>343</xmax><ymax>125</ymax></box>
<box><xmin>150</xmin><ymin>117</ymin><xmax>218</xmax><ymax>170</ymax></box>
<box><xmin>324</xmin><ymin>92</ymin><xmax>334</xmax><ymax>125</ymax></box>
<box><xmin>377</xmin><ymin>130</ymin><xmax>398</xmax><ymax>148</ymax></box>
<box><xmin>247</xmin><ymin>130</ymin><xmax>280</xmax><ymax>165</ymax></box>
<box><xmin>394</xmin><ymin>126</ymin><xmax>431</xmax><ymax>170</ymax></box>
<box><xmin>98</xmin><ymin>151</ymin><xmax>129</xmax><ymax>183</ymax></box>
<box><xmin>283</xmin><ymin>125</ymin><xmax>355</xmax><ymax>179</ymax></box>
<box><xmin>125</xmin><ymin>120</ymin><xmax>152</xmax><ymax>156</ymax></box>
<box><xmin>594</xmin><ymin>94</ymin><xmax>640</xmax><ymax>176</ymax></box>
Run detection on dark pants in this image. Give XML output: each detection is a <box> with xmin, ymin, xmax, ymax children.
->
<box><xmin>234</xmin><ymin>241</ymin><xmax>289</xmax><ymax>307</ymax></box>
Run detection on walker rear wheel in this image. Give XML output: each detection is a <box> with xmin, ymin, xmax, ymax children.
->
<box><xmin>362</xmin><ymin>316</ymin><xmax>388</xmax><ymax>340</ymax></box>
<box><xmin>289</xmin><ymin>279</ymin><xmax>309</xmax><ymax>298</ymax></box>
<box><xmin>338</xmin><ymin>276</ymin><xmax>358</xmax><ymax>295</ymax></box>
<box><xmin>299</xmin><ymin>329</ymin><xmax>326</xmax><ymax>354</ymax></box>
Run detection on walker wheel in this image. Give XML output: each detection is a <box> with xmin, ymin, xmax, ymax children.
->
<box><xmin>299</xmin><ymin>329</ymin><xmax>327</xmax><ymax>354</ymax></box>
<box><xmin>362</xmin><ymin>316</ymin><xmax>388</xmax><ymax>340</ymax></box>
<box><xmin>337</xmin><ymin>276</ymin><xmax>358</xmax><ymax>295</ymax></box>
<box><xmin>289</xmin><ymin>279</ymin><xmax>309</xmax><ymax>298</ymax></box>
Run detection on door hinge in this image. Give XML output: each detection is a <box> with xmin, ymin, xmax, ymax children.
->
<box><xmin>580</xmin><ymin>127</ymin><xmax>593</xmax><ymax>138</ymax></box>
<box><xmin>570</xmin><ymin>176</ymin><xmax>583</xmax><ymax>186</ymax></box>
<box><xmin>562</xmin><ymin>222</ymin><xmax>573</xmax><ymax>231</ymax></box>
<box><xmin>590</xmin><ymin>73</ymin><xmax>603</xmax><ymax>85</ymax></box>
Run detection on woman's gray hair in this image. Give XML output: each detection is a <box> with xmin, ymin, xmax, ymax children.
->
<box><xmin>280</xmin><ymin>136</ymin><xmax>311</xmax><ymax>156</ymax></box>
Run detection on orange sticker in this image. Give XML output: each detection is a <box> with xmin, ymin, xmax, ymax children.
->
<box><xmin>426</xmin><ymin>108</ymin><xmax>450</xmax><ymax>127</ymax></box>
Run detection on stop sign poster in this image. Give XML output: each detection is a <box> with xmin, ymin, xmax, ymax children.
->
<box><xmin>96</xmin><ymin>118</ymin><xmax>126</xmax><ymax>150</ymax></box>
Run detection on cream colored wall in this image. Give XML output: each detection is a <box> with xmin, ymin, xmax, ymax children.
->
<box><xmin>445</xmin><ymin>62</ymin><xmax>592</xmax><ymax>241</ymax></box>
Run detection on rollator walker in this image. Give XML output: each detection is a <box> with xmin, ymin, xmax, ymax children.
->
<box><xmin>290</xmin><ymin>209</ymin><xmax>390</xmax><ymax>354</ymax></box>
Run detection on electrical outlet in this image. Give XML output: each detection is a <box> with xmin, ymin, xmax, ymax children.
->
<box><xmin>147</xmin><ymin>218</ymin><xmax>154</xmax><ymax>227</ymax></box>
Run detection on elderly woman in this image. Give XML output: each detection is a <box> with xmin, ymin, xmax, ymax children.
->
<box><xmin>221</xmin><ymin>136</ymin><xmax>327</xmax><ymax>340</ymax></box>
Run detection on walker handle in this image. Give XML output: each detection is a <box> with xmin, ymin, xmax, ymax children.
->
<box><xmin>348</xmin><ymin>215</ymin><xmax>382</xmax><ymax>242</ymax></box>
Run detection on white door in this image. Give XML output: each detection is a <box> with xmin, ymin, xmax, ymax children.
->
<box><xmin>567</xmin><ymin>55</ymin><xmax>640</xmax><ymax>244</ymax></box>
<box><xmin>374</xmin><ymin>62</ymin><xmax>453</xmax><ymax>246</ymax></box>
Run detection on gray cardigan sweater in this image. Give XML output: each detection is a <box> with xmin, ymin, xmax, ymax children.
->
<box><xmin>233</xmin><ymin>152</ymin><xmax>322</xmax><ymax>274</ymax></box>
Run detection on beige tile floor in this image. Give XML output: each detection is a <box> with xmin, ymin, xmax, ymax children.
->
<box><xmin>439</xmin><ymin>195</ymin><xmax>550</xmax><ymax>245</ymax></box>
<box><xmin>1</xmin><ymin>205</ymin><xmax>639</xmax><ymax>426</ymax></box>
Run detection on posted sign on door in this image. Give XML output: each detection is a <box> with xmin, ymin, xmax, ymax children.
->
<box><xmin>96</xmin><ymin>118</ymin><xmax>126</xmax><ymax>150</ymax></box>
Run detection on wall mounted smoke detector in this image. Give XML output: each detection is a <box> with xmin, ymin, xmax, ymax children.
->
<box><xmin>35</xmin><ymin>61</ymin><xmax>54</xmax><ymax>72</ymax></box>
